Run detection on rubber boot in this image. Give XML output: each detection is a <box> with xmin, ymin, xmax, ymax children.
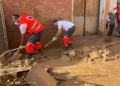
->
<box><xmin>63</xmin><ymin>37</ymin><xmax>69</xmax><ymax>50</ymax></box>
<box><xmin>63</xmin><ymin>46</ymin><xmax>69</xmax><ymax>50</ymax></box>
<box><xmin>68</xmin><ymin>43</ymin><xmax>72</xmax><ymax>47</ymax></box>
<box><xmin>25</xmin><ymin>53</ymin><xmax>32</xmax><ymax>60</ymax></box>
<box><xmin>38</xmin><ymin>48</ymin><xmax>44</xmax><ymax>55</ymax></box>
<box><xmin>68</xmin><ymin>36</ymin><xmax>72</xmax><ymax>47</ymax></box>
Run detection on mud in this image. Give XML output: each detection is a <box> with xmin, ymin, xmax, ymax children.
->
<box><xmin>1</xmin><ymin>35</ymin><xmax>120</xmax><ymax>86</ymax></box>
<box><xmin>37</xmin><ymin>35</ymin><xmax>120</xmax><ymax>86</ymax></box>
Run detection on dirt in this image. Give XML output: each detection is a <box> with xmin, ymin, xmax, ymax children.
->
<box><xmin>1</xmin><ymin>35</ymin><xmax>120</xmax><ymax>86</ymax></box>
<box><xmin>36</xmin><ymin>35</ymin><xmax>120</xmax><ymax>86</ymax></box>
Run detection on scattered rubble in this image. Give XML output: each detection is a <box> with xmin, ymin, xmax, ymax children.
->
<box><xmin>61</xmin><ymin>45</ymin><xmax>120</xmax><ymax>64</ymax></box>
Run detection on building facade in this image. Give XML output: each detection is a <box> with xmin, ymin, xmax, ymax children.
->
<box><xmin>2</xmin><ymin>0</ymin><xmax>117</xmax><ymax>49</ymax></box>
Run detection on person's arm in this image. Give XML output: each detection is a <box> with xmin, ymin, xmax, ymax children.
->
<box><xmin>115</xmin><ymin>16</ymin><xmax>118</xmax><ymax>27</ymax></box>
<box><xmin>107</xmin><ymin>14</ymin><xmax>110</xmax><ymax>22</ymax></box>
<box><xmin>19</xmin><ymin>24</ymin><xmax>27</xmax><ymax>46</ymax></box>
<box><xmin>55</xmin><ymin>28</ymin><xmax>62</xmax><ymax>38</ymax></box>
<box><xmin>52</xmin><ymin>28</ymin><xmax>62</xmax><ymax>41</ymax></box>
<box><xmin>21</xmin><ymin>33</ymin><xmax>26</xmax><ymax>45</ymax></box>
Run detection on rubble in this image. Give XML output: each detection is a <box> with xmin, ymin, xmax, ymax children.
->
<box><xmin>62</xmin><ymin>45</ymin><xmax>120</xmax><ymax>64</ymax></box>
<box><xmin>1</xmin><ymin>37</ymin><xmax>120</xmax><ymax>86</ymax></box>
<box><xmin>0</xmin><ymin>59</ymin><xmax>33</xmax><ymax>86</ymax></box>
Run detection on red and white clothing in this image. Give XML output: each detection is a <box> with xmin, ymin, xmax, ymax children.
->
<box><xmin>19</xmin><ymin>24</ymin><xmax>27</xmax><ymax>34</ymax></box>
<box><xmin>57</xmin><ymin>20</ymin><xmax>76</xmax><ymax>48</ymax></box>
<box><xmin>58</xmin><ymin>20</ymin><xmax>75</xmax><ymax>31</ymax></box>
<box><xmin>19</xmin><ymin>15</ymin><xmax>43</xmax><ymax>54</ymax></box>
<box><xmin>19</xmin><ymin>15</ymin><xmax>43</xmax><ymax>35</ymax></box>
<box><xmin>117</xmin><ymin>4</ymin><xmax>120</xmax><ymax>21</ymax></box>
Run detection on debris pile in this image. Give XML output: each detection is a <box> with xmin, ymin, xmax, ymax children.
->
<box><xmin>0</xmin><ymin>59</ymin><xmax>58</xmax><ymax>86</ymax></box>
<box><xmin>61</xmin><ymin>45</ymin><xmax>120</xmax><ymax>63</ymax></box>
<box><xmin>0</xmin><ymin>59</ymin><xmax>34</xmax><ymax>86</ymax></box>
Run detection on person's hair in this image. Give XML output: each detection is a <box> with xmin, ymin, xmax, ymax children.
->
<box><xmin>52</xmin><ymin>19</ymin><xmax>58</xmax><ymax>23</ymax></box>
<box><xmin>11</xmin><ymin>14</ymin><xmax>20</xmax><ymax>19</ymax></box>
<box><xmin>113</xmin><ymin>8</ymin><xmax>117</xmax><ymax>10</ymax></box>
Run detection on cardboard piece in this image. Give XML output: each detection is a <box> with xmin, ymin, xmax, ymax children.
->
<box><xmin>25</xmin><ymin>63</ymin><xmax>57</xmax><ymax>86</ymax></box>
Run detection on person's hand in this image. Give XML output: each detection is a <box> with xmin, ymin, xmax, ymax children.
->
<box><xmin>52</xmin><ymin>37</ymin><xmax>57</xmax><ymax>41</ymax></box>
<box><xmin>108</xmin><ymin>19</ymin><xmax>110</xmax><ymax>22</ymax></box>
<box><xmin>115</xmin><ymin>24</ymin><xmax>118</xmax><ymax>28</ymax></box>
<box><xmin>19</xmin><ymin>45</ymin><xmax>23</xmax><ymax>49</ymax></box>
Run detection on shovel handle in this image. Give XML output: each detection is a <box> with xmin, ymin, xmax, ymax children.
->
<box><xmin>44</xmin><ymin>40</ymin><xmax>53</xmax><ymax>48</ymax></box>
<box><xmin>0</xmin><ymin>45</ymin><xmax>26</xmax><ymax>57</ymax></box>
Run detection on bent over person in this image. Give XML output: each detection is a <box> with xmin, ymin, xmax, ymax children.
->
<box><xmin>11</xmin><ymin>14</ymin><xmax>44</xmax><ymax>59</ymax></box>
<box><xmin>51</xmin><ymin>20</ymin><xmax>76</xmax><ymax>51</ymax></box>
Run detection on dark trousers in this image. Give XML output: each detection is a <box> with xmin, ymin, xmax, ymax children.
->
<box><xmin>64</xmin><ymin>26</ymin><xmax>76</xmax><ymax>38</ymax></box>
<box><xmin>118</xmin><ymin>20</ymin><xmax>120</xmax><ymax>34</ymax></box>
<box><xmin>106</xmin><ymin>23</ymin><xmax>115</xmax><ymax>36</ymax></box>
<box><xmin>28</xmin><ymin>30</ymin><xmax>43</xmax><ymax>45</ymax></box>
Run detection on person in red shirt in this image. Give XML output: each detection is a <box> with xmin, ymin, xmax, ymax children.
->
<box><xmin>11</xmin><ymin>14</ymin><xmax>44</xmax><ymax>59</ymax></box>
<box><xmin>116</xmin><ymin>3</ymin><xmax>120</xmax><ymax>35</ymax></box>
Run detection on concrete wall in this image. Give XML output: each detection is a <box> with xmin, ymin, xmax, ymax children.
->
<box><xmin>3</xmin><ymin>0</ymin><xmax>72</xmax><ymax>49</ymax></box>
<box><xmin>73</xmin><ymin>0</ymin><xmax>84</xmax><ymax>35</ymax></box>
<box><xmin>73</xmin><ymin>0</ymin><xmax>100</xmax><ymax>35</ymax></box>
<box><xmin>85</xmin><ymin>0</ymin><xmax>100</xmax><ymax>34</ymax></box>
<box><xmin>2</xmin><ymin>0</ymin><xmax>117</xmax><ymax>49</ymax></box>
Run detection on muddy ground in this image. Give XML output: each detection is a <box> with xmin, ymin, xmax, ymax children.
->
<box><xmin>1</xmin><ymin>35</ymin><xmax>120</xmax><ymax>86</ymax></box>
<box><xmin>34</xmin><ymin>35</ymin><xmax>120</xmax><ymax>86</ymax></box>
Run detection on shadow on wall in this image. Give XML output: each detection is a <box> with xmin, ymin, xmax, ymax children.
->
<box><xmin>5</xmin><ymin>0</ymin><xmax>71</xmax><ymax>49</ymax></box>
<box><xmin>33</xmin><ymin>7</ymin><xmax>68</xmax><ymax>49</ymax></box>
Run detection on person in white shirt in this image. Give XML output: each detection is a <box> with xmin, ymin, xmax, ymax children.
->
<box><xmin>51</xmin><ymin>20</ymin><xmax>76</xmax><ymax>50</ymax></box>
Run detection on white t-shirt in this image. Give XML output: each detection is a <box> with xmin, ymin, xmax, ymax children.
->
<box><xmin>58</xmin><ymin>20</ymin><xmax>74</xmax><ymax>31</ymax></box>
<box><xmin>20</xmin><ymin>24</ymin><xmax>27</xmax><ymax>34</ymax></box>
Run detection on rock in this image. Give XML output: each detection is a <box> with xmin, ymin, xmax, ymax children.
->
<box><xmin>102</xmin><ymin>49</ymin><xmax>110</xmax><ymax>56</ymax></box>
<box><xmin>102</xmin><ymin>55</ymin><xmax>109</xmax><ymax>61</ymax></box>
<box><xmin>115</xmin><ymin>54</ymin><xmax>120</xmax><ymax>59</ymax></box>
<box><xmin>68</xmin><ymin>50</ymin><xmax>76</xmax><ymax>57</ymax></box>
<box><xmin>87</xmin><ymin>58</ymin><xmax>95</xmax><ymax>64</ymax></box>
<box><xmin>109</xmin><ymin>56</ymin><xmax>116</xmax><ymax>60</ymax></box>
<box><xmin>98</xmin><ymin>50</ymin><xmax>103</xmax><ymax>54</ymax></box>
<box><xmin>82</xmin><ymin>47</ymin><xmax>91</xmax><ymax>53</ymax></box>
<box><xmin>84</xmin><ymin>57</ymin><xmax>89</xmax><ymax>62</ymax></box>
<box><xmin>89</xmin><ymin>51</ymin><xmax>101</xmax><ymax>59</ymax></box>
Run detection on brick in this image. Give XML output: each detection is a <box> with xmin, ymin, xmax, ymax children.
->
<box><xmin>3</xmin><ymin>0</ymin><xmax>72</xmax><ymax>49</ymax></box>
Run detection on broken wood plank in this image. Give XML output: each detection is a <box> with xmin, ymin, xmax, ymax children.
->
<box><xmin>25</xmin><ymin>63</ymin><xmax>57</xmax><ymax>86</ymax></box>
<box><xmin>0</xmin><ymin>67</ymin><xmax>31</xmax><ymax>76</ymax></box>
<box><xmin>0</xmin><ymin>56</ymin><xmax>8</xmax><ymax>67</ymax></box>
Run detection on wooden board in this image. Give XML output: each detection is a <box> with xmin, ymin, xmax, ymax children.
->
<box><xmin>25</xmin><ymin>63</ymin><xmax>57</xmax><ymax>86</ymax></box>
<box><xmin>0</xmin><ymin>56</ymin><xmax>8</xmax><ymax>67</ymax></box>
<box><xmin>86</xmin><ymin>0</ymin><xmax>100</xmax><ymax>17</ymax></box>
<box><xmin>73</xmin><ymin>0</ymin><xmax>84</xmax><ymax>16</ymax></box>
<box><xmin>85</xmin><ymin>0</ymin><xmax>100</xmax><ymax>34</ymax></box>
<box><xmin>0</xmin><ymin>66</ymin><xmax>31</xmax><ymax>76</ymax></box>
<box><xmin>73</xmin><ymin>0</ymin><xmax>85</xmax><ymax>35</ymax></box>
<box><xmin>0</xmin><ymin>1</ymin><xmax>8</xmax><ymax>54</ymax></box>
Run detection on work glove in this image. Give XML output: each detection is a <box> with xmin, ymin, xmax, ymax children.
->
<box><xmin>115</xmin><ymin>24</ymin><xmax>118</xmax><ymax>28</ymax></box>
<box><xmin>108</xmin><ymin>19</ymin><xmax>110</xmax><ymax>22</ymax></box>
<box><xmin>107</xmin><ymin>19</ymin><xmax>111</xmax><ymax>23</ymax></box>
<box><xmin>52</xmin><ymin>36</ymin><xmax>57</xmax><ymax>41</ymax></box>
<box><xmin>19</xmin><ymin>45</ymin><xmax>24</xmax><ymax>49</ymax></box>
